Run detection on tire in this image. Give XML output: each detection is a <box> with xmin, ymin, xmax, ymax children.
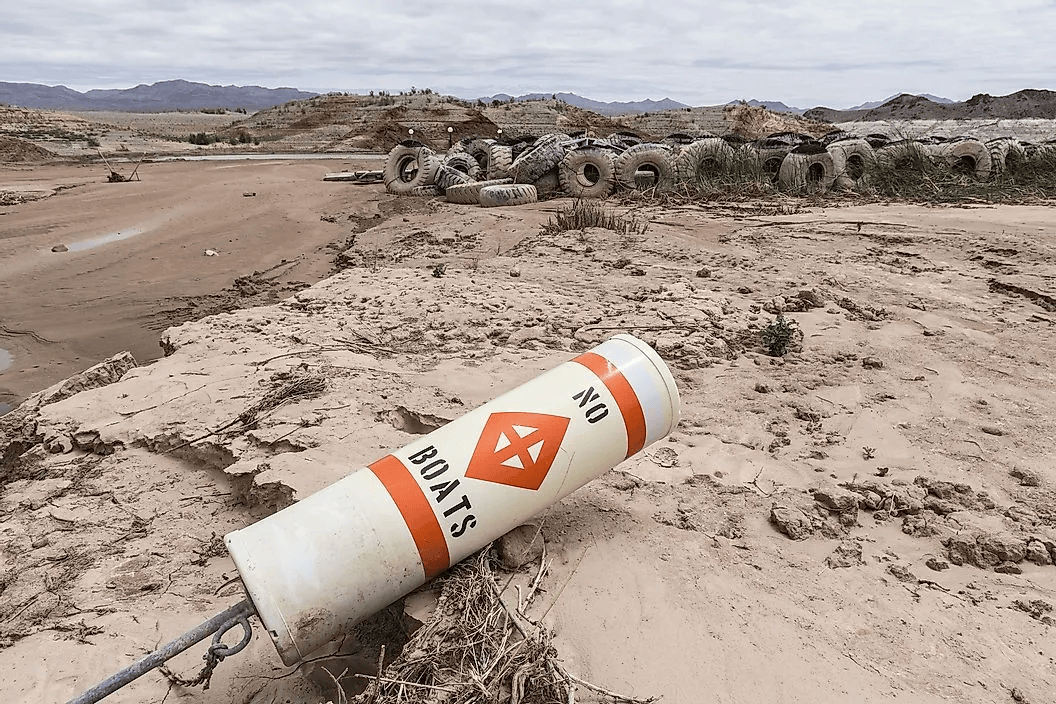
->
<box><xmin>987</xmin><ymin>138</ymin><xmax>1026</xmax><ymax>177</ymax></box>
<box><xmin>752</xmin><ymin>141</ymin><xmax>793</xmax><ymax>183</ymax></box>
<box><xmin>383</xmin><ymin>145</ymin><xmax>439</xmax><ymax>195</ymax></box>
<box><xmin>442</xmin><ymin>151</ymin><xmax>482</xmax><ymax>180</ymax></box>
<box><xmin>534</xmin><ymin>167</ymin><xmax>563</xmax><ymax>197</ymax></box>
<box><xmin>510</xmin><ymin>134</ymin><xmax>567</xmax><ymax>184</ymax></box>
<box><xmin>433</xmin><ymin>164</ymin><xmax>473</xmax><ymax>193</ymax></box>
<box><xmin>777</xmin><ymin>151</ymin><xmax>836</xmax><ymax>192</ymax></box>
<box><xmin>408</xmin><ymin>185</ymin><xmax>442</xmax><ymax>197</ymax></box>
<box><xmin>876</xmin><ymin>140</ymin><xmax>933</xmax><ymax>171</ymax></box>
<box><xmin>479</xmin><ymin>184</ymin><xmax>538</xmax><ymax>207</ymax></box>
<box><xmin>615</xmin><ymin>143</ymin><xmax>676</xmax><ymax>192</ymax></box>
<box><xmin>460</xmin><ymin>137</ymin><xmax>495</xmax><ymax>171</ymax></box>
<box><xmin>444</xmin><ymin>178</ymin><xmax>513</xmax><ymax>205</ymax></box>
<box><xmin>487</xmin><ymin>144</ymin><xmax>514</xmax><ymax>179</ymax></box>
<box><xmin>938</xmin><ymin>139</ymin><xmax>992</xmax><ymax>180</ymax></box>
<box><xmin>559</xmin><ymin>148</ymin><xmax>616</xmax><ymax>199</ymax></box>
<box><xmin>676</xmin><ymin>138</ymin><xmax>736</xmax><ymax>184</ymax></box>
<box><xmin>827</xmin><ymin>138</ymin><xmax>875</xmax><ymax>190</ymax></box>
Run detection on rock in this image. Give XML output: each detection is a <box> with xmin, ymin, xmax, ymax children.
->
<box><xmin>769</xmin><ymin>504</ymin><xmax>815</xmax><ymax>540</ymax></box>
<box><xmin>51</xmin><ymin>244</ymin><xmax>68</xmax><ymax>252</ymax></box>
<box><xmin>887</xmin><ymin>563</ymin><xmax>917</xmax><ymax>582</ymax></box>
<box><xmin>1005</xmin><ymin>504</ymin><xmax>1040</xmax><ymax>527</ymax></box>
<box><xmin>507</xmin><ymin>327</ymin><xmax>545</xmax><ymax>347</ymax></box>
<box><xmin>496</xmin><ymin>523</ymin><xmax>544</xmax><ymax>569</ymax></box>
<box><xmin>509</xmin><ymin>266</ymin><xmax>521</xmax><ymax>278</ymax></box>
<box><xmin>72</xmin><ymin>430</ymin><xmax>100</xmax><ymax>449</ymax></box>
<box><xmin>46</xmin><ymin>435</ymin><xmax>74</xmax><ymax>454</ymax></box>
<box><xmin>813</xmin><ymin>485</ymin><xmax>859</xmax><ymax>513</ymax></box>
<box><xmin>980</xmin><ymin>426</ymin><xmax>1005</xmax><ymax>436</ymax></box>
<box><xmin>825</xmin><ymin>540</ymin><xmax>863</xmax><ymax>568</ymax></box>
<box><xmin>923</xmin><ymin>496</ymin><xmax>959</xmax><ymax>516</ymax></box>
<box><xmin>976</xmin><ymin>532</ymin><xmax>1027</xmax><ymax>565</ymax></box>
<box><xmin>204</xmin><ymin>249</ymin><xmax>219</xmax><ymax>256</ymax></box>
<box><xmin>695</xmin><ymin>268</ymin><xmax>711</xmax><ymax>278</ymax></box>
<box><xmin>1025</xmin><ymin>541</ymin><xmax>1053</xmax><ymax>566</ymax></box>
<box><xmin>861</xmin><ymin>490</ymin><xmax>883</xmax><ymax>510</ymax></box>
<box><xmin>925</xmin><ymin>557</ymin><xmax>949</xmax><ymax>571</ymax></box>
<box><xmin>754</xmin><ymin>381</ymin><xmax>772</xmax><ymax>393</ymax></box>
<box><xmin>945</xmin><ymin>536</ymin><xmax>978</xmax><ymax>567</ymax></box>
<box><xmin>947</xmin><ymin>532</ymin><xmax>1027</xmax><ymax>568</ymax></box>
<box><xmin>861</xmin><ymin>357</ymin><xmax>884</xmax><ymax>369</ymax></box>
<box><xmin>887</xmin><ymin>485</ymin><xmax>926</xmax><ymax>515</ymax></box>
<box><xmin>1010</xmin><ymin>467</ymin><xmax>1041</xmax><ymax>487</ymax></box>
<box><xmin>994</xmin><ymin>562</ymin><xmax>1023</xmax><ymax>575</ymax></box>
<box><xmin>796</xmin><ymin>289</ymin><xmax>825</xmax><ymax>308</ymax></box>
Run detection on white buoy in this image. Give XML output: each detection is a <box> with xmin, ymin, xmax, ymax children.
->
<box><xmin>225</xmin><ymin>334</ymin><xmax>680</xmax><ymax>665</ymax></box>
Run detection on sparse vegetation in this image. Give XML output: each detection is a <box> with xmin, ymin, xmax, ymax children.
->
<box><xmin>760</xmin><ymin>315</ymin><xmax>800</xmax><ymax>357</ymax></box>
<box><xmin>865</xmin><ymin>142</ymin><xmax>1056</xmax><ymax>202</ymax></box>
<box><xmin>188</xmin><ymin>132</ymin><xmax>223</xmax><ymax>145</ymax></box>
<box><xmin>540</xmin><ymin>199</ymin><xmax>649</xmax><ymax>239</ymax></box>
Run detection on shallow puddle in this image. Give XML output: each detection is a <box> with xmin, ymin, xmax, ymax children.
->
<box><xmin>66</xmin><ymin>227</ymin><xmax>145</xmax><ymax>252</ymax></box>
<box><xmin>0</xmin><ymin>348</ymin><xmax>12</xmax><ymax>372</ymax></box>
<box><xmin>0</xmin><ymin>402</ymin><xmax>12</xmax><ymax>416</ymax></box>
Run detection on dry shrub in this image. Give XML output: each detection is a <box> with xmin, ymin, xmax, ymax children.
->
<box><xmin>341</xmin><ymin>549</ymin><xmax>656</xmax><ymax>704</ymax></box>
<box><xmin>865</xmin><ymin>141</ymin><xmax>1056</xmax><ymax>202</ymax></box>
<box><xmin>540</xmin><ymin>198</ymin><xmax>649</xmax><ymax>239</ymax></box>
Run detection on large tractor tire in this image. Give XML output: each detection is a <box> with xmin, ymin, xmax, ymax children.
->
<box><xmin>615</xmin><ymin>143</ymin><xmax>677</xmax><ymax>192</ymax></box>
<box><xmin>510</xmin><ymin>134</ymin><xmax>568</xmax><ymax>184</ymax></box>
<box><xmin>939</xmin><ymin>139</ymin><xmax>992</xmax><ymax>180</ymax></box>
<box><xmin>676</xmin><ymin>138</ymin><xmax>736</xmax><ymax>184</ymax></box>
<box><xmin>444</xmin><ymin>178</ymin><xmax>514</xmax><ymax>205</ymax></box>
<box><xmin>558</xmin><ymin>148</ymin><xmax>616</xmax><ymax>199</ymax></box>
<box><xmin>383</xmin><ymin>145</ymin><xmax>439</xmax><ymax>195</ymax></box>
<box><xmin>479</xmin><ymin>184</ymin><xmax>539</xmax><ymax>207</ymax></box>
<box><xmin>442</xmin><ymin>151</ymin><xmax>482</xmax><ymax>180</ymax></box>
<box><xmin>827</xmin><ymin>138</ymin><xmax>875</xmax><ymax>190</ymax></box>
<box><xmin>487</xmin><ymin>144</ymin><xmax>514</xmax><ymax>180</ymax></box>
<box><xmin>987</xmin><ymin>138</ymin><xmax>1027</xmax><ymax>177</ymax></box>
<box><xmin>433</xmin><ymin>164</ymin><xmax>473</xmax><ymax>193</ymax></box>
<box><xmin>876</xmin><ymin>140</ymin><xmax>934</xmax><ymax>172</ymax></box>
<box><xmin>408</xmin><ymin>185</ymin><xmax>442</xmax><ymax>197</ymax></box>
<box><xmin>777</xmin><ymin>151</ymin><xmax>836</xmax><ymax>193</ymax></box>
<box><xmin>534</xmin><ymin>167</ymin><xmax>563</xmax><ymax>197</ymax></box>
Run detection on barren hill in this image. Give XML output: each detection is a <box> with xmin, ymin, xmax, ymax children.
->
<box><xmin>806</xmin><ymin>89</ymin><xmax>1056</xmax><ymax>122</ymax></box>
<box><xmin>224</xmin><ymin>93</ymin><xmax>835</xmax><ymax>151</ymax></box>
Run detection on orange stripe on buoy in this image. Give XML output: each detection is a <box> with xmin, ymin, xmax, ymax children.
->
<box><xmin>368</xmin><ymin>454</ymin><xmax>450</xmax><ymax>579</ymax></box>
<box><xmin>572</xmin><ymin>351</ymin><xmax>647</xmax><ymax>457</ymax></box>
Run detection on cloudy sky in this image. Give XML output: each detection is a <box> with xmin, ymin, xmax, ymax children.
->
<box><xmin>4</xmin><ymin>0</ymin><xmax>1054</xmax><ymax>109</ymax></box>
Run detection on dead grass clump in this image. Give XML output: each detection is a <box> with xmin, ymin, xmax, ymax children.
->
<box><xmin>865</xmin><ymin>142</ymin><xmax>1056</xmax><ymax>202</ymax></box>
<box><xmin>541</xmin><ymin>198</ymin><xmax>649</xmax><ymax>239</ymax></box>
<box><xmin>340</xmin><ymin>548</ymin><xmax>656</xmax><ymax>704</ymax></box>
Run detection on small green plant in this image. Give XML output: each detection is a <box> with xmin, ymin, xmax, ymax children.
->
<box><xmin>760</xmin><ymin>315</ymin><xmax>800</xmax><ymax>356</ymax></box>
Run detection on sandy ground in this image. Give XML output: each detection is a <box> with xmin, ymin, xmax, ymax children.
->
<box><xmin>0</xmin><ymin>157</ymin><xmax>386</xmax><ymax>412</ymax></box>
<box><xmin>1</xmin><ymin>170</ymin><xmax>1055</xmax><ymax>704</ymax></box>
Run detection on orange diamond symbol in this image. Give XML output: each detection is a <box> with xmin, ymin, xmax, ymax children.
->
<box><xmin>465</xmin><ymin>412</ymin><xmax>570</xmax><ymax>490</ymax></box>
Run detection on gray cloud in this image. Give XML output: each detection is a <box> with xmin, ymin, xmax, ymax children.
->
<box><xmin>3</xmin><ymin>0</ymin><xmax>1055</xmax><ymax>108</ymax></box>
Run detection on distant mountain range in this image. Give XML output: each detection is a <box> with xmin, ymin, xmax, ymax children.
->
<box><xmin>844</xmin><ymin>93</ymin><xmax>953</xmax><ymax>110</ymax></box>
<box><xmin>0</xmin><ymin>79</ymin><xmax>318</xmax><ymax>112</ymax></box>
<box><xmin>804</xmin><ymin>90</ymin><xmax>1056</xmax><ymax>122</ymax></box>
<box><xmin>474</xmin><ymin>92</ymin><xmax>690</xmax><ymax>116</ymax></box>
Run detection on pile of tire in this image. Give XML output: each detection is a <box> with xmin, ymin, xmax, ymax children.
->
<box><xmin>382</xmin><ymin>129</ymin><xmax>1046</xmax><ymax>203</ymax></box>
